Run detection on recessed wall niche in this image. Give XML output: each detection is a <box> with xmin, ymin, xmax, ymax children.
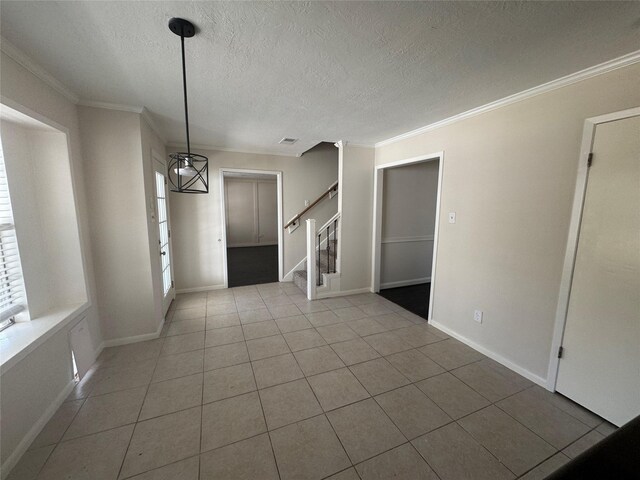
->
<box><xmin>0</xmin><ymin>105</ymin><xmax>88</xmax><ymax>319</ymax></box>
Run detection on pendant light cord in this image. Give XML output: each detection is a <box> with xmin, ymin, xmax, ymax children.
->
<box><xmin>181</xmin><ymin>32</ymin><xmax>191</xmax><ymax>157</ymax></box>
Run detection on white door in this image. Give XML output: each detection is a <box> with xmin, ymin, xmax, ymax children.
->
<box><xmin>154</xmin><ymin>167</ymin><xmax>175</xmax><ymax>314</ymax></box>
<box><xmin>556</xmin><ymin>115</ymin><xmax>640</xmax><ymax>427</ymax></box>
<box><xmin>257</xmin><ymin>180</ymin><xmax>277</xmax><ymax>244</ymax></box>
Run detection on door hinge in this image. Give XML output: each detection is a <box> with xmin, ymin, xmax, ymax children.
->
<box><xmin>168</xmin><ymin>229</ymin><xmax>171</xmax><ymax>238</ymax></box>
<box><xmin>587</xmin><ymin>153</ymin><xmax>593</xmax><ymax>168</ymax></box>
<box><xmin>171</xmin><ymin>280</ymin><xmax>174</xmax><ymax>288</ymax></box>
<box><xmin>164</xmin><ymin>177</ymin><xmax>168</xmax><ymax>185</ymax></box>
<box><xmin>557</xmin><ymin>346</ymin><xmax>564</xmax><ymax>359</ymax></box>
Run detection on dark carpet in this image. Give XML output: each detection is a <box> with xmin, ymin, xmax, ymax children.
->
<box><xmin>377</xmin><ymin>283</ymin><xmax>430</xmax><ymax>320</ymax></box>
<box><xmin>227</xmin><ymin>245</ymin><xmax>278</xmax><ymax>287</ymax></box>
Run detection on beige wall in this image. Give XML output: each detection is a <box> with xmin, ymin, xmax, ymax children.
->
<box><xmin>169</xmin><ymin>143</ymin><xmax>338</xmax><ymax>291</ymax></box>
<box><xmin>339</xmin><ymin>144</ymin><xmax>375</xmax><ymax>292</ymax></box>
<box><xmin>0</xmin><ymin>51</ymin><xmax>102</xmax><ymax>471</ymax></box>
<box><xmin>381</xmin><ymin>161</ymin><xmax>439</xmax><ymax>287</ymax></box>
<box><xmin>78</xmin><ymin>106</ymin><xmax>159</xmax><ymax>341</ymax></box>
<box><xmin>376</xmin><ymin>63</ymin><xmax>640</xmax><ymax>383</ymax></box>
<box><xmin>0</xmin><ymin>123</ymin><xmax>87</xmax><ymax>317</ymax></box>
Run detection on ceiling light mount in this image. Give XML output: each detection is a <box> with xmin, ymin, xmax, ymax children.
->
<box><xmin>168</xmin><ymin>17</ymin><xmax>208</xmax><ymax>194</ymax></box>
<box><xmin>168</xmin><ymin>17</ymin><xmax>196</xmax><ymax>38</ymax></box>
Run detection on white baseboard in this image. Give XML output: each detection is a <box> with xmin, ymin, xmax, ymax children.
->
<box><xmin>176</xmin><ymin>284</ymin><xmax>227</xmax><ymax>294</ymax></box>
<box><xmin>316</xmin><ymin>287</ymin><xmax>372</xmax><ymax>299</ymax></box>
<box><xmin>102</xmin><ymin>318</ymin><xmax>165</xmax><ymax>348</ymax></box>
<box><xmin>283</xmin><ymin>257</ymin><xmax>306</xmax><ymax>282</ymax></box>
<box><xmin>380</xmin><ymin>277</ymin><xmax>430</xmax><ymax>289</ymax></box>
<box><xmin>1</xmin><ymin>379</ymin><xmax>76</xmax><ymax>479</ymax></box>
<box><xmin>429</xmin><ymin>320</ymin><xmax>550</xmax><ymax>389</ymax></box>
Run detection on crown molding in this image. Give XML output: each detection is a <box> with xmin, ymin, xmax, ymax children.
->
<box><xmin>77</xmin><ymin>99</ymin><xmax>143</xmax><ymax>113</ymax></box>
<box><xmin>0</xmin><ymin>36</ymin><xmax>80</xmax><ymax>104</ymax></box>
<box><xmin>166</xmin><ymin>141</ymin><xmax>300</xmax><ymax>158</ymax></box>
<box><xmin>375</xmin><ymin>49</ymin><xmax>640</xmax><ymax>148</ymax></box>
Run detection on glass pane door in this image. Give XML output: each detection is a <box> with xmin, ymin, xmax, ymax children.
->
<box><xmin>155</xmin><ymin>171</ymin><xmax>172</xmax><ymax>297</ymax></box>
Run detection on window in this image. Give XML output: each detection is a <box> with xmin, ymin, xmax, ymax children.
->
<box><xmin>0</xmin><ymin>141</ymin><xmax>26</xmax><ymax>331</ymax></box>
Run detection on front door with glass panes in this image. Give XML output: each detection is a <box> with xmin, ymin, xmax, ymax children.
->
<box><xmin>154</xmin><ymin>157</ymin><xmax>175</xmax><ymax>314</ymax></box>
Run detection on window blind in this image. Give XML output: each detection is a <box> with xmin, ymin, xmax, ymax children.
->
<box><xmin>0</xmin><ymin>142</ymin><xmax>26</xmax><ymax>323</ymax></box>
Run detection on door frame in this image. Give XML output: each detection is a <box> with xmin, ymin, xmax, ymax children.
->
<box><xmin>219</xmin><ymin>168</ymin><xmax>284</xmax><ymax>287</ymax></box>
<box><xmin>548</xmin><ymin>106</ymin><xmax>640</xmax><ymax>390</ymax></box>
<box><xmin>151</xmin><ymin>148</ymin><xmax>175</xmax><ymax>313</ymax></box>
<box><xmin>371</xmin><ymin>151</ymin><xmax>444</xmax><ymax>322</ymax></box>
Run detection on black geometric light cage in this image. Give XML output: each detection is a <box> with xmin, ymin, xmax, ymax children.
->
<box><xmin>168</xmin><ymin>17</ymin><xmax>209</xmax><ymax>194</ymax></box>
<box><xmin>168</xmin><ymin>152</ymin><xmax>209</xmax><ymax>194</ymax></box>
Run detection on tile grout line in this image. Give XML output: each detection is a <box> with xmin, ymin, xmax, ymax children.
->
<box><xmin>115</xmin><ymin>334</ymin><xmax>165</xmax><ymax>480</ymax></box>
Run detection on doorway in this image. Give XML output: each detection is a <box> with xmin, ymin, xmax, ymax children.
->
<box><xmin>220</xmin><ymin>169</ymin><xmax>283</xmax><ymax>287</ymax></box>
<box><xmin>551</xmin><ymin>108</ymin><xmax>640</xmax><ymax>427</ymax></box>
<box><xmin>372</xmin><ymin>152</ymin><xmax>444</xmax><ymax>321</ymax></box>
<box><xmin>153</xmin><ymin>150</ymin><xmax>175</xmax><ymax>315</ymax></box>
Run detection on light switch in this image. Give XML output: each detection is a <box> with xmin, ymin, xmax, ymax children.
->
<box><xmin>448</xmin><ymin>212</ymin><xmax>456</xmax><ymax>224</ymax></box>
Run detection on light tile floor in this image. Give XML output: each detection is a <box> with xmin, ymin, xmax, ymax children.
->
<box><xmin>9</xmin><ymin>283</ymin><xmax>616</xmax><ymax>480</ymax></box>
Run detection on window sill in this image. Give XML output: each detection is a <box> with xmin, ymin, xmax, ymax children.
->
<box><xmin>0</xmin><ymin>302</ymin><xmax>90</xmax><ymax>375</ymax></box>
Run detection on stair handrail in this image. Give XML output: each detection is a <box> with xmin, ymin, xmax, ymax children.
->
<box><xmin>317</xmin><ymin>211</ymin><xmax>340</xmax><ymax>235</ymax></box>
<box><xmin>284</xmin><ymin>181</ymin><xmax>338</xmax><ymax>229</ymax></box>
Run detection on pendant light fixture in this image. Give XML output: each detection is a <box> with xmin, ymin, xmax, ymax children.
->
<box><xmin>167</xmin><ymin>17</ymin><xmax>209</xmax><ymax>194</ymax></box>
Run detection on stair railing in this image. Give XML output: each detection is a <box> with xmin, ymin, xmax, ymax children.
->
<box><xmin>285</xmin><ymin>181</ymin><xmax>338</xmax><ymax>232</ymax></box>
<box><xmin>305</xmin><ymin>213</ymin><xmax>340</xmax><ymax>299</ymax></box>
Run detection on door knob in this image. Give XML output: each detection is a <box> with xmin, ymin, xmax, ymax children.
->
<box><xmin>160</xmin><ymin>251</ymin><xmax>166</xmax><ymax>256</ymax></box>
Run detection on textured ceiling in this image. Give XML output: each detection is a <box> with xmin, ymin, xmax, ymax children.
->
<box><xmin>1</xmin><ymin>1</ymin><xmax>639</xmax><ymax>155</ymax></box>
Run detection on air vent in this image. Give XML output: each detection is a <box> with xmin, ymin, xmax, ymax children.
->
<box><xmin>279</xmin><ymin>137</ymin><xmax>298</xmax><ymax>145</ymax></box>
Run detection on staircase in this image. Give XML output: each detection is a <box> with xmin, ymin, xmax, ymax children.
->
<box><xmin>293</xmin><ymin>239</ymin><xmax>337</xmax><ymax>294</ymax></box>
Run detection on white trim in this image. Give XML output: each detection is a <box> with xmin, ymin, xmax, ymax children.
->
<box><xmin>102</xmin><ymin>317</ymin><xmax>165</xmax><ymax>348</ymax></box>
<box><xmin>430</xmin><ymin>320</ymin><xmax>549</xmax><ymax>388</ymax></box>
<box><xmin>316</xmin><ymin>287</ymin><xmax>371</xmax><ymax>299</ymax></box>
<box><xmin>176</xmin><ymin>284</ymin><xmax>227</xmax><ymax>294</ymax></box>
<box><xmin>381</xmin><ymin>235</ymin><xmax>434</xmax><ymax>244</ymax></box>
<box><xmin>167</xmin><ymin>141</ymin><xmax>299</xmax><ymax>158</ymax></box>
<box><xmin>375</xmin><ymin>50</ymin><xmax>640</xmax><ymax>148</ymax></box>
<box><xmin>0</xmin><ymin>36</ymin><xmax>80</xmax><ymax>104</ymax></box>
<box><xmin>380</xmin><ymin>277</ymin><xmax>431</xmax><ymax>289</ymax></box>
<box><xmin>0</xmin><ymin>379</ymin><xmax>76</xmax><ymax>479</ymax></box>
<box><xmin>219</xmin><ymin>168</ymin><xmax>284</xmax><ymax>287</ymax></box>
<box><xmin>547</xmin><ymin>106</ymin><xmax>640</xmax><ymax>391</ymax></box>
<box><xmin>335</xmin><ymin>141</ymin><xmax>344</xmax><ymax>274</ymax></box>
<box><xmin>371</xmin><ymin>151</ymin><xmax>444</xmax><ymax>323</ymax></box>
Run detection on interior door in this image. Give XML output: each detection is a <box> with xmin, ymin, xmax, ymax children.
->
<box><xmin>257</xmin><ymin>180</ymin><xmax>277</xmax><ymax>244</ymax></box>
<box><xmin>154</xmin><ymin>165</ymin><xmax>174</xmax><ymax>314</ymax></box>
<box><xmin>556</xmin><ymin>114</ymin><xmax>640</xmax><ymax>427</ymax></box>
<box><xmin>225</xmin><ymin>179</ymin><xmax>256</xmax><ymax>246</ymax></box>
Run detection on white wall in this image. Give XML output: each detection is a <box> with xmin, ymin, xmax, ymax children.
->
<box><xmin>380</xmin><ymin>161</ymin><xmax>438</xmax><ymax>288</ymax></box>
<box><xmin>0</xmin><ymin>51</ymin><xmax>102</xmax><ymax>472</ymax></box>
<box><xmin>225</xmin><ymin>177</ymin><xmax>277</xmax><ymax>247</ymax></box>
<box><xmin>78</xmin><ymin>106</ymin><xmax>159</xmax><ymax>341</ymax></box>
<box><xmin>338</xmin><ymin>144</ymin><xmax>375</xmax><ymax>292</ymax></box>
<box><xmin>170</xmin><ymin>143</ymin><xmax>338</xmax><ymax>291</ymax></box>
<box><xmin>375</xmin><ymin>62</ymin><xmax>640</xmax><ymax>384</ymax></box>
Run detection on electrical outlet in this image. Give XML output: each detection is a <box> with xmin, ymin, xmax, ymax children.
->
<box><xmin>474</xmin><ymin>310</ymin><xmax>483</xmax><ymax>324</ymax></box>
<box><xmin>305</xmin><ymin>199</ymin><xmax>310</xmax><ymax>207</ymax></box>
<box><xmin>448</xmin><ymin>212</ymin><xmax>456</xmax><ymax>223</ymax></box>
